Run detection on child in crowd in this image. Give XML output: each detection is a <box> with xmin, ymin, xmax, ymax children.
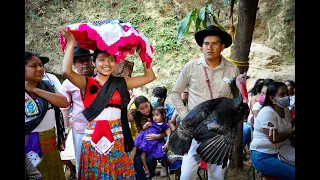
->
<box><xmin>133</xmin><ymin>106</ymin><xmax>171</xmax><ymax>177</ymax></box>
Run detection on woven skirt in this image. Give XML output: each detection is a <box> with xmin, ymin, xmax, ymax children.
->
<box><xmin>26</xmin><ymin>128</ymin><xmax>65</xmax><ymax>180</ymax></box>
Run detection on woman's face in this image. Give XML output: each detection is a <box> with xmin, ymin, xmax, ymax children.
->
<box><xmin>137</xmin><ymin>101</ymin><xmax>151</xmax><ymax>116</ymax></box>
<box><xmin>260</xmin><ymin>86</ymin><xmax>268</xmax><ymax>96</ymax></box>
<box><xmin>25</xmin><ymin>56</ymin><xmax>44</xmax><ymax>82</ymax></box>
<box><xmin>272</xmin><ymin>85</ymin><xmax>288</xmax><ymax>101</ymax></box>
<box><xmin>95</xmin><ymin>52</ymin><xmax>116</xmax><ymax>76</ymax></box>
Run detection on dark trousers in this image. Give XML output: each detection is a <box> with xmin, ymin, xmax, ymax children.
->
<box><xmin>134</xmin><ymin>149</ymin><xmax>157</xmax><ymax>180</ymax></box>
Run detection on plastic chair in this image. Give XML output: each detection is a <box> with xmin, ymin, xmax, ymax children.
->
<box><xmin>197</xmin><ymin>160</ymin><xmax>208</xmax><ymax>180</ymax></box>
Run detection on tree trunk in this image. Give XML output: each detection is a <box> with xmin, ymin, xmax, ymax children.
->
<box><xmin>229</xmin><ymin>0</ymin><xmax>259</xmax><ymax>169</ymax></box>
<box><xmin>231</xmin><ymin>0</ymin><xmax>259</xmax><ymax>73</ymax></box>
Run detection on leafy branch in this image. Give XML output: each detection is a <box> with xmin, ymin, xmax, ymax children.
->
<box><xmin>176</xmin><ymin>4</ymin><xmax>226</xmax><ymax>44</ymax></box>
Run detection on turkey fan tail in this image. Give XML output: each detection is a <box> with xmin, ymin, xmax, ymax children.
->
<box><xmin>197</xmin><ymin>136</ymin><xmax>226</xmax><ymax>164</ymax></box>
<box><xmin>214</xmin><ymin>143</ymin><xmax>232</xmax><ymax>165</ymax></box>
<box><xmin>196</xmin><ymin>135</ymin><xmax>234</xmax><ymax>166</ymax></box>
<box><xmin>222</xmin><ymin>145</ymin><xmax>234</xmax><ymax>168</ymax></box>
<box><xmin>168</xmin><ymin>128</ymin><xmax>193</xmax><ymax>155</ymax></box>
<box><xmin>196</xmin><ymin>135</ymin><xmax>221</xmax><ymax>156</ymax></box>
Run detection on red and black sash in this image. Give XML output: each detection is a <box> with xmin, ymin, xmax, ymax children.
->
<box><xmin>82</xmin><ymin>75</ymin><xmax>134</xmax><ymax>152</ymax></box>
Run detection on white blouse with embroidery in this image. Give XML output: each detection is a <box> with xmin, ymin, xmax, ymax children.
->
<box><xmin>25</xmin><ymin>92</ymin><xmax>56</xmax><ymax>133</ymax></box>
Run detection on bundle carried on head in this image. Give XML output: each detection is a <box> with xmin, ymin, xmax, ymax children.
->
<box><xmin>59</xmin><ymin>19</ymin><xmax>154</xmax><ymax>68</ymax></box>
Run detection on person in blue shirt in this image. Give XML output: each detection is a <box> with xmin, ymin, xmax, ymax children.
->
<box><xmin>150</xmin><ymin>86</ymin><xmax>175</xmax><ymax>122</ymax></box>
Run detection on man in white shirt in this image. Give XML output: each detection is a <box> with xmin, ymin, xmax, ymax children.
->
<box><xmin>42</xmin><ymin>72</ymin><xmax>62</xmax><ymax>91</ymax></box>
<box><xmin>170</xmin><ymin>25</ymin><xmax>240</xmax><ymax>180</ymax></box>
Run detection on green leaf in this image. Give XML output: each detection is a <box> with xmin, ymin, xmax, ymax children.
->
<box><xmin>199</xmin><ymin>7</ymin><xmax>206</xmax><ymax>21</ymax></box>
<box><xmin>177</xmin><ymin>13</ymin><xmax>192</xmax><ymax>41</ymax></box>
<box><xmin>188</xmin><ymin>9</ymin><xmax>199</xmax><ymax>31</ymax></box>
<box><xmin>207</xmin><ymin>4</ymin><xmax>214</xmax><ymax>14</ymax></box>
<box><xmin>203</xmin><ymin>14</ymin><xmax>208</xmax><ymax>28</ymax></box>
<box><xmin>205</xmin><ymin>12</ymin><xmax>211</xmax><ymax>26</ymax></box>
<box><xmin>177</xmin><ymin>9</ymin><xmax>198</xmax><ymax>43</ymax></box>
<box><xmin>195</xmin><ymin>16</ymin><xmax>202</xmax><ymax>31</ymax></box>
<box><xmin>212</xmin><ymin>16</ymin><xmax>226</xmax><ymax>32</ymax></box>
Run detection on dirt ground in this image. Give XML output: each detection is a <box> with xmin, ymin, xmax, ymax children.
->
<box><xmin>64</xmin><ymin>151</ymin><xmax>265</xmax><ymax>180</ymax></box>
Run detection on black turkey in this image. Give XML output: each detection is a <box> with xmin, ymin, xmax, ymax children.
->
<box><xmin>168</xmin><ymin>72</ymin><xmax>250</xmax><ymax>168</ymax></box>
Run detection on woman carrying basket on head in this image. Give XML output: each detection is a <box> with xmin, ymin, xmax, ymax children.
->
<box><xmin>60</xmin><ymin>20</ymin><xmax>156</xmax><ymax>179</ymax></box>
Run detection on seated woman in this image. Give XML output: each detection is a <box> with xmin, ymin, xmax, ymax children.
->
<box><xmin>133</xmin><ymin>106</ymin><xmax>171</xmax><ymax>177</ymax></box>
<box><xmin>243</xmin><ymin>79</ymin><xmax>274</xmax><ymax>150</ymax></box>
<box><xmin>285</xmin><ymin>80</ymin><xmax>295</xmax><ymax>120</ymax></box>
<box><xmin>252</xmin><ymin>79</ymin><xmax>274</xmax><ymax>119</ymax></box>
<box><xmin>25</xmin><ymin>52</ymin><xmax>68</xmax><ymax>180</ymax></box>
<box><xmin>250</xmin><ymin>82</ymin><xmax>295</xmax><ymax>180</ymax></box>
<box><xmin>242</xmin><ymin>79</ymin><xmax>264</xmax><ymax>150</ymax></box>
<box><xmin>128</xmin><ymin>96</ymin><xmax>166</xmax><ymax>179</ymax></box>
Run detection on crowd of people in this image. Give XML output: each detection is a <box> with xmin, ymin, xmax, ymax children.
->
<box><xmin>25</xmin><ymin>24</ymin><xmax>295</xmax><ymax>180</ymax></box>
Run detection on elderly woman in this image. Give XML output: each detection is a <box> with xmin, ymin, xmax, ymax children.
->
<box><xmin>250</xmin><ymin>82</ymin><xmax>295</xmax><ymax>180</ymax></box>
<box><xmin>25</xmin><ymin>52</ymin><xmax>68</xmax><ymax>179</ymax></box>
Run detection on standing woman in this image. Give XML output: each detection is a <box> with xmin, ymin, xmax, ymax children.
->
<box><xmin>61</xmin><ymin>27</ymin><xmax>156</xmax><ymax>179</ymax></box>
<box><xmin>25</xmin><ymin>52</ymin><xmax>68</xmax><ymax>179</ymax></box>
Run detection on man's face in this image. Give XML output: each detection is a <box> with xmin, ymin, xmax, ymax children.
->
<box><xmin>74</xmin><ymin>55</ymin><xmax>93</xmax><ymax>76</ymax></box>
<box><xmin>202</xmin><ymin>36</ymin><xmax>225</xmax><ymax>61</ymax></box>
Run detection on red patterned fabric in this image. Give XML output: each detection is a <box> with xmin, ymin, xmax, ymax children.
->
<box><xmin>91</xmin><ymin>121</ymin><xmax>115</xmax><ymax>145</ymax></box>
<box><xmin>59</xmin><ymin>19</ymin><xmax>154</xmax><ymax>68</ymax></box>
<box><xmin>79</xmin><ymin>76</ymin><xmax>135</xmax><ymax>179</ymax></box>
<box><xmin>82</xmin><ymin>77</ymin><xmax>121</xmax><ymax>108</ymax></box>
